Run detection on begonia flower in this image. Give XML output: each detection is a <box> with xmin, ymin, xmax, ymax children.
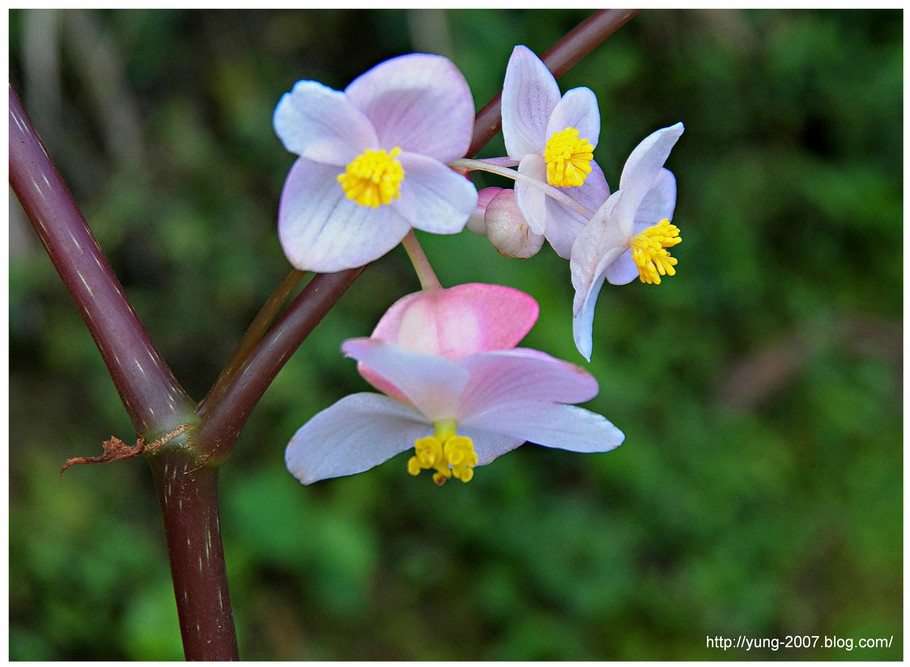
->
<box><xmin>285</xmin><ymin>284</ymin><xmax>623</xmax><ymax>485</ymax></box>
<box><xmin>570</xmin><ymin>123</ymin><xmax>684</xmax><ymax>361</ymax></box>
<box><xmin>500</xmin><ymin>45</ymin><xmax>610</xmax><ymax>258</ymax></box>
<box><xmin>273</xmin><ymin>53</ymin><xmax>479</xmax><ymax>272</ymax></box>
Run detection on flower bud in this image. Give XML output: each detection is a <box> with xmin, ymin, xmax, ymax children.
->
<box><xmin>465</xmin><ymin>187</ymin><xmax>503</xmax><ymax>236</ymax></box>
<box><xmin>484</xmin><ymin>189</ymin><xmax>545</xmax><ymax>259</ymax></box>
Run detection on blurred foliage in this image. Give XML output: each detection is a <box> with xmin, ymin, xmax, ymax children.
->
<box><xmin>9</xmin><ymin>9</ymin><xmax>902</xmax><ymax>660</ymax></box>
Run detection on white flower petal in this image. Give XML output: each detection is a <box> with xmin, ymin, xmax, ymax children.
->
<box><xmin>634</xmin><ymin>168</ymin><xmax>677</xmax><ymax>227</ymax></box>
<box><xmin>285</xmin><ymin>393</ymin><xmax>430</xmax><ymax>484</ymax></box>
<box><xmin>392</xmin><ymin>153</ymin><xmax>478</xmax><ymax>234</ymax></box>
<box><xmin>345</xmin><ymin>53</ymin><xmax>474</xmax><ymax>162</ymax></box>
<box><xmin>277</xmin><ymin>158</ymin><xmax>411</xmax><ymax>272</ymax></box>
<box><xmin>464</xmin><ymin>401</ymin><xmax>624</xmax><ymax>454</ymax></box>
<box><xmin>514</xmin><ymin>154</ymin><xmax>549</xmax><ymax>234</ymax></box>
<box><xmin>273</xmin><ymin>80</ymin><xmax>377</xmax><ymax>164</ymax></box>
<box><xmin>501</xmin><ymin>45</ymin><xmax>560</xmax><ymax>158</ymax></box>
<box><xmin>615</xmin><ymin>123</ymin><xmax>684</xmax><ymax>227</ymax></box>
<box><xmin>546</xmin><ymin>86</ymin><xmax>601</xmax><ymax>148</ymax></box>
<box><xmin>604</xmin><ymin>250</ymin><xmax>640</xmax><ymax>286</ymax></box>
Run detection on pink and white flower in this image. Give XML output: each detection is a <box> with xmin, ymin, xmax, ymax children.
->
<box><xmin>273</xmin><ymin>53</ymin><xmax>479</xmax><ymax>272</ymax></box>
<box><xmin>285</xmin><ymin>284</ymin><xmax>623</xmax><ymax>485</ymax></box>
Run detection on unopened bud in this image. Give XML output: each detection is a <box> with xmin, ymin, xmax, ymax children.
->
<box><xmin>466</xmin><ymin>187</ymin><xmax>503</xmax><ymax>236</ymax></box>
<box><xmin>484</xmin><ymin>189</ymin><xmax>545</xmax><ymax>259</ymax></box>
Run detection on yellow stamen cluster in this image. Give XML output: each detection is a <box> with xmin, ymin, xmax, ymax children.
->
<box><xmin>337</xmin><ymin>147</ymin><xmax>405</xmax><ymax>207</ymax></box>
<box><xmin>407</xmin><ymin>419</ymin><xmax>478</xmax><ymax>485</ymax></box>
<box><xmin>629</xmin><ymin>218</ymin><xmax>682</xmax><ymax>284</ymax></box>
<box><xmin>543</xmin><ymin>127</ymin><xmax>594</xmax><ymax>187</ymax></box>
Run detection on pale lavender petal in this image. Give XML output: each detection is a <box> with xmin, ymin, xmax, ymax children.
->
<box><xmin>514</xmin><ymin>154</ymin><xmax>548</xmax><ymax>234</ymax></box>
<box><xmin>463</xmin><ymin>401</ymin><xmax>625</xmax><ymax>454</ymax></box>
<box><xmin>570</xmin><ymin>197</ymin><xmax>630</xmax><ymax>360</ymax></box>
<box><xmin>277</xmin><ymin>158</ymin><xmax>411</xmax><ymax>272</ymax></box>
<box><xmin>634</xmin><ymin>168</ymin><xmax>677</xmax><ymax>228</ymax></box>
<box><xmin>345</xmin><ymin>53</ymin><xmax>474</xmax><ymax>162</ymax></box>
<box><xmin>541</xmin><ymin>162</ymin><xmax>609</xmax><ymax>259</ymax></box>
<box><xmin>458</xmin><ymin>427</ymin><xmax>526</xmax><ymax>466</ymax></box>
<box><xmin>604</xmin><ymin>250</ymin><xmax>639</xmax><ymax>285</ymax></box>
<box><xmin>392</xmin><ymin>153</ymin><xmax>478</xmax><ymax>233</ymax></box>
<box><xmin>546</xmin><ymin>86</ymin><xmax>601</xmax><ymax>148</ymax></box>
<box><xmin>342</xmin><ymin>339</ymin><xmax>469</xmax><ymax>421</ymax></box>
<box><xmin>457</xmin><ymin>348</ymin><xmax>599</xmax><ymax>418</ymax></box>
<box><xmin>501</xmin><ymin>45</ymin><xmax>560</xmax><ymax>158</ymax></box>
<box><xmin>614</xmin><ymin>123</ymin><xmax>684</xmax><ymax>227</ymax></box>
<box><xmin>285</xmin><ymin>393</ymin><xmax>431</xmax><ymax>484</ymax></box>
<box><xmin>273</xmin><ymin>80</ymin><xmax>377</xmax><ymax>164</ymax></box>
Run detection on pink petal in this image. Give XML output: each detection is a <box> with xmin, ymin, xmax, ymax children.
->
<box><xmin>501</xmin><ymin>45</ymin><xmax>560</xmax><ymax>158</ymax></box>
<box><xmin>369</xmin><ymin>283</ymin><xmax>539</xmax><ymax>358</ymax></box>
<box><xmin>277</xmin><ymin>158</ymin><xmax>412</xmax><ymax>272</ymax></box>
<box><xmin>273</xmin><ymin>80</ymin><xmax>377</xmax><ymax>164</ymax></box>
<box><xmin>342</xmin><ymin>338</ymin><xmax>469</xmax><ymax>422</ymax></box>
<box><xmin>463</xmin><ymin>401</ymin><xmax>624</xmax><ymax>454</ymax></box>
<box><xmin>457</xmin><ymin>348</ymin><xmax>599</xmax><ymax>418</ymax></box>
<box><xmin>392</xmin><ymin>153</ymin><xmax>478</xmax><ymax>233</ymax></box>
<box><xmin>285</xmin><ymin>392</ymin><xmax>431</xmax><ymax>484</ymax></box>
<box><xmin>345</xmin><ymin>53</ymin><xmax>474</xmax><ymax>162</ymax></box>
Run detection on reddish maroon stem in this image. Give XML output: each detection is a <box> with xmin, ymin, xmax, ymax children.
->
<box><xmin>8</xmin><ymin>83</ymin><xmax>196</xmax><ymax>436</ymax></box>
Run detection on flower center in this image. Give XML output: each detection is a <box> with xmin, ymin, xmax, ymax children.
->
<box><xmin>407</xmin><ymin>419</ymin><xmax>478</xmax><ymax>485</ymax></box>
<box><xmin>337</xmin><ymin>147</ymin><xmax>405</xmax><ymax>207</ymax></box>
<box><xmin>543</xmin><ymin>127</ymin><xmax>594</xmax><ymax>187</ymax></box>
<box><xmin>629</xmin><ymin>218</ymin><xmax>682</xmax><ymax>284</ymax></box>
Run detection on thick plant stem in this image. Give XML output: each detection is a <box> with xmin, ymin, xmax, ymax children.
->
<box><xmin>8</xmin><ymin>83</ymin><xmax>195</xmax><ymax>437</ymax></box>
<box><xmin>10</xmin><ymin>83</ymin><xmax>236</xmax><ymax>660</ymax></box>
<box><xmin>468</xmin><ymin>8</ymin><xmax>642</xmax><ymax>157</ymax></box>
<box><xmin>150</xmin><ymin>451</ymin><xmax>239</xmax><ymax>661</ymax></box>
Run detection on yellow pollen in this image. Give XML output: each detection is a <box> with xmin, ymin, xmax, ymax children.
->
<box><xmin>629</xmin><ymin>218</ymin><xmax>681</xmax><ymax>285</ymax></box>
<box><xmin>543</xmin><ymin>127</ymin><xmax>594</xmax><ymax>187</ymax></box>
<box><xmin>337</xmin><ymin>147</ymin><xmax>405</xmax><ymax>207</ymax></box>
<box><xmin>407</xmin><ymin>420</ymin><xmax>478</xmax><ymax>485</ymax></box>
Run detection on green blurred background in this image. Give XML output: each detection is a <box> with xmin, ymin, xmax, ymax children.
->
<box><xmin>9</xmin><ymin>9</ymin><xmax>902</xmax><ymax>660</ymax></box>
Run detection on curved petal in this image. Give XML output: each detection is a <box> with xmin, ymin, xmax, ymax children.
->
<box><xmin>273</xmin><ymin>80</ymin><xmax>377</xmax><ymax>164</ymax></box>
<box><xmin>514</xmin><ymin>154</ymin><xmax>549</xmax><ymax>234</ymax></box>
<box><xmin>459</xmin><ymin>427</ymin><xmax>526</xmax><ymax>467</ymax></box>
<box><xmin>457</xmin><ymin>348</ymin><xmax>599</xmax><ymax>418</ymax></box>
<box><xmin>570</xmin><ymin>199</ymin><xmax>629</xmax><ymax>360</ymax></box>
<box><xmin>634</xmin><ymin>168</ymin><xmax>677</xmax><ymax>228</ymax></box>
<box><xmin>463</xmin><ymin>401</ymin><xmax>624</xmax><ymax>454</ymax></box>
<box><xmin>604</xmin><ymin>250</ymin><xmax>639</xmax><ymax>285</ymax></box>
<box><xmin>501</xmin><ymin>45</ymin><xmax>560</xmax><ymax>158</ymax></box>
<box><xmin>277</xmin><ymin>158</ymin><xmax>412</xmax><ymax>272</ymax></box>
<box><xmin>342</xmin><ymin>339</ymin><xmax>469</xmax><ymax>421</ymax></box>
<box><xmin>285</xmin><ymin>392</ymin><xmax>431</xmax><ymax>484</ymax></box>
<box><xmin>614</xmin><ymin>123</ymin><xmax>684</xmax><ymax>227</ymax></box>
<box><xmin>392</xmin><ymin>153</ymin><xmax>478</xmax><ymax>233</ymax></box>
<box><xmin>547</xmin><ymin>86</ymin><xmax>601</xmax><ymax>148</ymax></box>
<box><xmin>345</xmin><ymin>53</ymin><xmax>474</xmax><ymax>162</ymax></box>
<box><xmin>370</xmin><ymin>283</ymin><xmax>539</xmax><ymax>357</ymax></box>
